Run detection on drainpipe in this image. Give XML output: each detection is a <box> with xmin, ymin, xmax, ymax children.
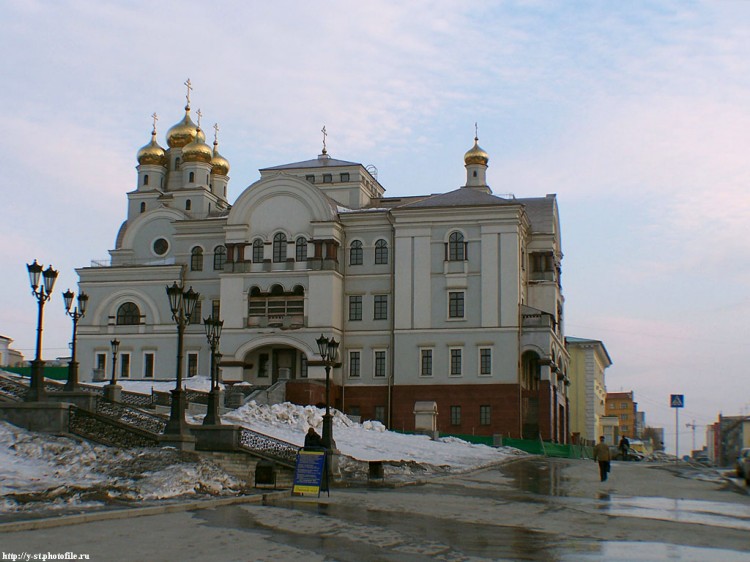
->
<box><xmin>387</xmin><ymin>215</ymin><xmax>395</xmax><ymax>429</ymax></box>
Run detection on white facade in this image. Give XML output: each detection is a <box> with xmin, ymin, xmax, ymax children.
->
<box><xmin>75</xmin><ymin>104</ymin><xmax>569</xmax><ymax>438</ymax></box>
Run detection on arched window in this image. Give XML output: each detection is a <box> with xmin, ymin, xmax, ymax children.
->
<box><xmin>140</xmin><ymin>202</ymin><xmax>146</xmax><ymax>213</ymax></box>
<box><xmin>189</xmin><ymin>171</ymin><xmax>195</xmax><ymax>183</ymax></box>
<box><xmin>374</xmin><ymin>239</ymin><xmax>388</xmax><ymax>265</ymax></box>
<box><xmin>295</xmin><ymin>237</ymin><xmax>308</xmax><ymax>261</ymax></box>
<box><xmin>273</xmin><ymin>233</ymin><xmax>287</xmax><ymax>262</ymax></box>
<box><xmin>252</xmin><ymin>239</ymin><xmax>264</xmax><ymax>262</ymax></box>
<box><xmin>174</xmin><ymin>157</ymin><xmax>181</xmax><ymax>170</ymax></box>
<box><xmin>448</xmin><ymin>231</ymin><xmax>466</xmax><ymax>261</ymax></box>
<box><xmin>185</xmin><ymin>199</ymin><xmax>192</xmax><ymax>211</ymax></box>
<box><xmin>350</xmin><ymin>240</ymin><xmax>363</xmax><ymax>266</ymax></box>
<box><xmin>143</xmin><ymin>174</ymin><xmax>149</xmax><ymax>186</ymax></box>
<box><xmin>191</xmin><ymin>246</ymin><xmax>203</xmax><ymax>271</ymax></box>
<box><xmin>213</xmin><ymin>245</ymin><xmax>227</xmax><ymax>270</ymax></box>
<box><xmin>116</xmin><ymin>302</ymin><xmax>141</xmax><ymax>325</ymax></box>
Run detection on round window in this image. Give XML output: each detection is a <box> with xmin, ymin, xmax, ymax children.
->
<box><xmin>153</xmin><ymin>238</ymin><xmax>169</xmax><ymax>256</ymax></box>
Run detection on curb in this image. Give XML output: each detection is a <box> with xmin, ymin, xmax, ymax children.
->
<box><xmin>0</xmin><ymin>489</ymin><xmax>291</xmax><ymax>534</ymax></box>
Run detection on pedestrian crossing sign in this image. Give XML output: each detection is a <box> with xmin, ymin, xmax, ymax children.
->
<box><xmin>670</xmin><ymin>394</ymin><xmax>684</xmax><ymax>408</ymax></box>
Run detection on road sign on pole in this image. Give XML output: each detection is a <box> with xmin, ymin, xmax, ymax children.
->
<box><xmin>670</xmin><ymin>394</ymin><xmax>684</xmax><ymax>464</ymax></box>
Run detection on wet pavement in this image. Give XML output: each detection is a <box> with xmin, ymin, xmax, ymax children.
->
<box><xmin>2</xmin><ymin>456</ymin><xmax>750</xmax><ymax>561</ymax></box>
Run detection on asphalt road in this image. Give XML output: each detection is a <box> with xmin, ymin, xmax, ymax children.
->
<box><xmin>2</xmin><ymin>457</ymin><xmax>749</xmax><ymax>561</ymax></box>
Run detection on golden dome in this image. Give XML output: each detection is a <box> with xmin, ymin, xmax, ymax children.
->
<box><xmin>166</xmin><ymin>106</ymin><xmax>206</xmax><ymax>148</ymax></box>
<box><xmin>464</xmin><ymin>137</ymin><xmax>489</xmax><ymax>166</ymax></box>
<box><xmin>137</xmin><ymin>130</ymin><xmax>167</xmax><ymax>166</ymax></box>
<box><xmin>182</xmin><ymin>128</ymin><xmax>213</xmax><ymax>163</ymax></box>
<box><xmin>211</xmin><ymin>141</ymin><xmax>230</xmax><ymax>176</ymax></box>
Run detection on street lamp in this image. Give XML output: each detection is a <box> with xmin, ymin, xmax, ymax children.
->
<box><xmin>109</xmin><ymin>339</ymin><xmax>120</xmax><ymax>385</ymax></box>
<box><xmin>63</xmin><ymin>289</ymin><xmax>88</xmax><ymax>391</ymax></box>
<box><xmin>25</xmin><ymin>259</ymin><xmax>59</xmax><ymax>401</ymax></box>
<box><xmin>202</xmin><ymin>315</ymin><xmax>224</xmax><ymax>426</ymax></box>
<box><xmin>165</xmin><ymin>281</ymin><xmax>200</xmax><ymax>436</ymax></box>
<box><xmin>316</xmin><ymin>334</ymin><xmax>339</xmax><ymax>450</ymax></box>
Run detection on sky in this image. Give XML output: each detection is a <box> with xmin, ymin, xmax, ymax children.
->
<box><xmin>2</xmin><ymin>1</ymin><xmax>750</xmax><ymax>453</ymax></box>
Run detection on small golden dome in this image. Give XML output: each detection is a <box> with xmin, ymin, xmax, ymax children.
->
<box><xmin>166</xmin><ymin>106</ymin><xmax>205</xmax><ymax>148</ymax></box>
<box><xmin>211</xmin><ymin>141</ymin><xmax>230</xmax><ymax>176</ymax></box>
<box><xmin>182</xmin><ymin>128</ymin><xmax>213</xmax><ymax>163</ymax></box>
<box><xmin>137</xmin><ymin>130</ymin><xmax>167</xmax><ymax>166</ymax></box>
<box><xmin>464</xmin><ymin>137</ymin><xmax>489</xmax><ymax>166</ymax></box>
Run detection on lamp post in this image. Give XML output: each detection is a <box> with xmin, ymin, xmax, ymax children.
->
<box><xmin>202</xmin><ymin>315</ymin><xmax>224</xmax><ymax>426</ymax></box>
<box><xmin>25</xmin><ymin>260</ymin><xmax>59</xmax><ymax>402</ymax></box>
<box><xmin>109</xmin><ymin>339</ymin><xmax>120</xmax><ymax>385</ymax></box>
<box><xmin>63</xmin><ymin>289</ymin><xmax>88</xmax><ymax>391</ymax></box>
<box><xmin>165</xmin><ymin>282</ymin><xmax>200</xmax><ymax>436</ymax></box>
<box><xmin>316</xmin><ymin>334</ymin><xmax>339</xmax><ymax>450</ymax></box>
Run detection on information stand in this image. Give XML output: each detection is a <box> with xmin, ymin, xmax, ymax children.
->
<box><xmin>292</xmin><ymin>449</ymin><xmax>328</xmax><ymax>497</ymax></box>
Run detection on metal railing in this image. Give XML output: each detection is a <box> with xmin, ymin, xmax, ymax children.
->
<box><xmin>68</xmin><ymin>406</ymin><xmax>161</xmax><ymax>448</ymax></box>
<box><xmin>94</xmin><ymin>399</ymin><xmax>168</xmax><ymax>434</ymax></box>
<box><xmin>238</xmin><ymin>427</ymin><xmax>299</xmax><ymax>468</ymax></box>
<box><xmin>0</xmin><ymin>374</ymin><xmax>27</xmax><ymax>401</ymax></box>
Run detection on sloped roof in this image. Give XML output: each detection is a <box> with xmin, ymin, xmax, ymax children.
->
<box><xmin>395</xmin><ymin>188</ymin><xmax>514</xmax><ymax>210</ymax></box>
<box><xmin>261</xmin><ymin>157</ymin><xmax>361</xmax><ymax>171</ymax></box>
<box><xmin>515</xmin><ymin>196</ymin><xmax>556</xmax><ymax>234</ymax></box>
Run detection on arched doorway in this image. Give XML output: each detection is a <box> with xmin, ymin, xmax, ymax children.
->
<box><xmin>242</xmin><ymin>344</ymin><xmax>309</xmax><ymax>385</ymax></box>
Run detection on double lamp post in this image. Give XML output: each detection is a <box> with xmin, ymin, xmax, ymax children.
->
<box><xmin>316</xmin><ymin>334</ymin><xmax>339</xmax><ymax>450</ymax></box>
<box><xmin>25</xmin><ymin>260</ymin><xmax>59</xmax><ymax>402</ymax></box>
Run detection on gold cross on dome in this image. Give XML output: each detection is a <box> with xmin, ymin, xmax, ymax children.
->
<box><xmin>151</xmin><ymin>112</ymin><xmax>159</xmax><ymax>133</ymax></box>
<box><xmin>213</xmin><ymin>123</ymin><xmax>220</xmax><ymax>144</ymax></box>
<box><xmin>321</xmin><ymin>125</ymin><xmax>328</xmax><ymax>154</ymax></box>
<box><xmin>475</xmin><ymin>122</ymin><xmax>479</xmax><ymax>141</ymax></box>
<box><xmin>184</xmin><ymin>78</ymin><xmax>193</xmax><ymax>106</ymax></box>
<box><xmin>196</xmin><ymin>108</ymin><xmax>202</xmax><ymax>128</ymax></box>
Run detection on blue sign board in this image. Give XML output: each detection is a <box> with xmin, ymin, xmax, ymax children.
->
<box><xmin>670</xmin><ymin>394</ymin><xmax>684</xmax><ymax>408</ymax></box>
<box><xmin>293</xmin><ymin>450</ymin><xmax>327</xmax><ymax>496</ymax></box>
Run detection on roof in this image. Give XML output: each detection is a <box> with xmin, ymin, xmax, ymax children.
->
<box><xmin>515</xmin><ymin>195</ymin><xmax>556</xmax><ymax>234</ymax></box>
<box><xmin>396</xmin><ymin>188</ymin><xmax>514</xmax><ymax>210</ymax></box>
<box><xmin>261</xmin><ymin>156</ymin><xmax>361</xmax><ymax>171</ymax></box>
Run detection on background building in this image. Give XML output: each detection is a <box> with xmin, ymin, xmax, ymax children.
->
<box><xmin>75</xmin><ymin>96</ymin><xmax>569</xmax><ymax>441</ymax></box>
<box><xmin>566</xmin><ymin>337</ymin><xmax>612</xmax><ymax>445</ymax></box>
<box><xmin>606</xmin><ymin>391</ymin><xmax>638</xmax><ymax>439</ymax></box>
<box><xmin>0</xmin><ymin>335</ymin><xmax>24</xmax><ymax>367</ymax></box>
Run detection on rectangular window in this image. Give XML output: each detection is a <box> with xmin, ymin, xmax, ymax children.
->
<box><xmin>305</xmin><ymin>174</ymin><xmax>315</xmax><ymax>183</ymax></box>
<box><xmin>189</xmin><ymin>300</ymin><xmax>202</xmax><ymax>325</ymax></box>
<box><xmin>420</xmin><ymin>349</ymin><xmax>433</xmax><ymax>377</ymax></box>
<box><xmin>187</xmin><ymin>352</ymin><xmax>199</xmax><ymax>378</ymax></box>
<box><xmin>621</xmin><ymin>425</ymin><xmax>629</xmax><ymax>433</ymax></box>
<box><xmin>374</xmin><ymin>405</ymin><xmax>386</xmax><ymax>423</ymax></box>
<box><xmin>323</xmin><ymin>173</ymin><xmax>332</xmax><ymax>183</ymax></box>
<box><xmin>621</xmin><ymin>402</ymin><xmax>628</xmax><ymax>409</ymax></box>
<box><xmin>621</xmin><ymin>413</ymin><xmax>629</xmax><ymax>421</ymax></box>
<box><xmin>374</xmin><ymin>295</ymin><xmax>388</xmax><ymax>320</ymax></box>
<box><xmin>340</xmin><ymin>172</ymin><xmax>350</xmax><ymax>182</ymax></box>
<box><xmin>374</xmin><ymin>350</ymin><xmax>386</xmax><ymax>377</ymax></box>
<box><xmin>212</xmin><ymin>300</ymin><xmax>221</xmax><ymax>320</ymax></box>
<box><xmin>480</xmin><ymin>405</ymin><xmax>491</xmax><ymax>425</ymax></box>
<box><xmin>300</xmin><ymin>355</ymin><xmax>308</xmax><ymax>378</ymax></box>
<box><xmin>143</xmin><ymin>352</ymin><xmax>155</xmax><ymax>378</ymax></box>
<box><xmin>349</xmin><ymin>351</ymin><xmax>361</xmax><ymax>378</ymax></box>
<box><xmin>450</xmin><ymin>348</ymin><xmax>462</xmax><ymax>376</ymax></box>
<box><xmin>450</xmin><ymin>405</ymin><xmax>461</xmax><ymax>426</ymax></box>
<box><xmin>258</xmin><ymin>353</ymin><xmax>269</xmax><ymax>378</ymax></box>
<box><xmin>119</xmin><ymin>353</ymin><xmax>131</xmax><ymax>379</ymax></box>
<box><xmin>479</xmin><ymin>348</ymin><xmax>492</xmax><ymax>375</ymax></box>
<box><xmin>349</xmin><ymin>296</ymin><xmax>363</xmax><ymax>321</ymax></box>
<box><xmin>95</xmin><ymin>352</ymin><xmax>106</xmax><ymax>379</ymax></box>
<box><xmin>448</xmin><ymin>291</ymin><xmax>464</xmax><ymax>318</ymax></box>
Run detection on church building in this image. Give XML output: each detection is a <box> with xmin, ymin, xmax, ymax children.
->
<box><xmin>76</xmin><ymin>88</ymin><xmax>570</xmax><ymax>442</ymax></box>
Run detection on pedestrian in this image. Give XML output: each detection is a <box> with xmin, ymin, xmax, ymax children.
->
<box><xmin>619</xmin><ymin>435</ymin><xmax>630</xmax><ymax>460</ymax></box>
<box><xmin>304</xmin><ymin>427</ymin><xmax>323</xmax><ymax>450</ymax></box>
<box><xmin>593</xmin><ymin>436</ymin><xmax>612</xmax><ymax>482</ymax></box>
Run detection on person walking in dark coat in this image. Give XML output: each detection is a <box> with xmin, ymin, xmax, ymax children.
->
<box><xmin>619</xmin><ymin>436</ymin><xmax>630</xmax><ymax>460</ymax></box>
<box><xmin>304</xmin><ymin>427</ymin><xmax>324</xmax><ymax>450</ymax></box>
<box><xmin>593</xmin><ymin>436</ymin><xmax>612</xmax><ymax>482</ymax></box>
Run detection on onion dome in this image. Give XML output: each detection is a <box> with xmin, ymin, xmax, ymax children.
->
<box><xmin>464</xmin><ymin>136</ymin><xmax>489</xmax><ymax>166</ymax></box>
<box><xmin>136</xmin><ymin>129</ymin><xmax>167</xmax><ymax>166</ymax></box>
<box><xmin>182</xmin><ymin>127</ymin><xmax>213</xmax><ymax>163</ymax></box>
<box><xmin>211</xmin><ymin>140</ymin><xmax>230</xmax><ymax>176</ymax></box>
<box><xmin>166</xmin><ymin>106</ymin><xmax>206</xmax><ymax>148</ymax></box>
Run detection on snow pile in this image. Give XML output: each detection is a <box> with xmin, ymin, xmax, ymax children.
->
<box><xmin>0</xmin><ymin>421</ymin><xmax>243</xmax><ymax>514</ymax></box>
<box><xmin>222</xmin><ymin>400</ymin><xmax>517</xmax><ymax>470</ymax></box>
